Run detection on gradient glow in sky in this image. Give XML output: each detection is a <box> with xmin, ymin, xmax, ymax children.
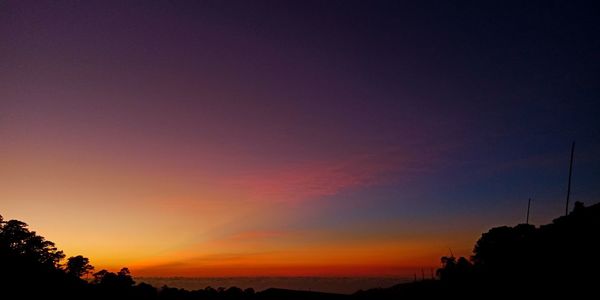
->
<box><xmin>1</xmin><ymin>1</ymin><xmax>600</xmax><ymax>276</ymax></box>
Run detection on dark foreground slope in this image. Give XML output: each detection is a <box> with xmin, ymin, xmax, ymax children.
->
<box><xmin>355</xmin><ymin>201</ymin><xmax>600</xmax><ymax>299</ymax></box>
<box><xmin>259</xmin><ymin>288</ymin><xmax>348</xmax><ymax>300</ymax></box>
<box><xmin>1</xmin><ymin>201</ymin><xmax>598</xmax><ymax>299</ymax></box>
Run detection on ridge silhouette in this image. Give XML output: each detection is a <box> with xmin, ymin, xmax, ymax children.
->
<box><xmin>355</xmin><ymin>201</ymin><xmax>600</xmax><ymax>299</ymax></box>
<box><xmin>1</xmin><ymin>201</ymin><xmax>598</xmax><ymax>299</ymax></box>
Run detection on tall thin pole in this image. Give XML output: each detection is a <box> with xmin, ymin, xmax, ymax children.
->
<box><xmin>565</xmin><ymin>141</ymin><xmax>575</xmax><ymax>216</ymax></box>
<box><xmin>526</xmin><ymin>198</ymin><xmax>531</xmax><ymax>224</ymax></box>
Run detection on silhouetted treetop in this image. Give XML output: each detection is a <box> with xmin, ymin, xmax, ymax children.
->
<box><xmin>66</xmin><ymin>255</ymin><xmax>95</xmax><ymax>278</ymax></box>
<box><xmin>3</xmin><ymin>201</ymin><xmax>600</xmax><ymax>300</ymax></box>
<box><xmin>0</xmin><ymin>217</ymin><xmax>65</xmax><ymax>268</ymax></box>
<box><xmin>472</xmin><ymin>223</ymin><xmax>536</xmax><ymax>268</ymax></box>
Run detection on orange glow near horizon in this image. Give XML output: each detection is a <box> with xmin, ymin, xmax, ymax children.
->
<box><xmin>0</xmin><ymin>143</ymin><xmax>487</xmax><ymax>277</ymax></box>
<box><xmin>2</xmin><ymin>0</ymin><xmax>600</xmax><ymax>282</ymax></box>
<box><xmin>88</xmin><ymin>235</ymin><xmax>451</xmax><ymax>277</ymax></box>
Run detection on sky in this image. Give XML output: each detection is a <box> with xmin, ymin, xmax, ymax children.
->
<box><xmin>1</xmin><ymin>1</ymin><xmax>599</xmax><ymax>277</ymax></box>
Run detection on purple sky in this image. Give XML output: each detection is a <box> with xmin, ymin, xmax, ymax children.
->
<box><xmin>1</xmin><ymin>1</ymin><xmax>599</xmax><ymax>276</ymax></box>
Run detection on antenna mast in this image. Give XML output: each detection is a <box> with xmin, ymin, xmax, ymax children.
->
<box><xmin>526</xmin><ymin>198</ymin><xmax>531</xmax><ymax>224</ymax></box>
<box><xmin>565</xmin><ymin>142</ymin><xmax>575</xmax><ymax>216</ymax></box>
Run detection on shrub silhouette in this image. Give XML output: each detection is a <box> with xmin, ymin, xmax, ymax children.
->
<box><xmin>428</xmin><ymin>201</ymin><xmax>600</xmax><ymax>298</ymax></box>
<box><xmin>436</xmin><ymin>256</ymin><xmax>473</xmax><ymax>282</ymax></box>
<box><xmin>358</xmin><ymin>201</ymin><xmax>600</xmax><ymax>299</ymax></box>
<box><xmin>2</xmin><ymin>201</ymin><xmax>599</xmax><ymax>299</ymax></box>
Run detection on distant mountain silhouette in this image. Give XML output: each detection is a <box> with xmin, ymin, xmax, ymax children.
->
<box><xmin>1</xmin><ymin>201</ymin><xmax>598</xmax><ymax>299</ymax></box>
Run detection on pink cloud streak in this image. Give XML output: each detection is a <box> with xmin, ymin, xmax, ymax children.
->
<box><xmin>225</xmin><ymin>146</ymin><xmax>445</xmax><ymax>202</ymax></box>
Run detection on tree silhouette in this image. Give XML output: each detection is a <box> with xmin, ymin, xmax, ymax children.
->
<box><xmin>93</xmin><ymin>267</ymin><xmax>135</xmax><ymax>288</ymax></box>
<box><xmin>118</xmin><ymin>267</ymin><xmax>136</xmax><ymax>287</ymax></box>
<box><xmin>3</xmin><ymin>202</ymin><xmax>600</xmax><ymax>300</ymax></box>
<box><xmin>66</xmin><ymin>255</ymin><xmax>95</xmax><ymax>278</ymax></box>
<box><xmin>436</xmin><ymin>255</ymin><xmax>456</xmax><ymax>280</ymax></box>
<box><xmin>436</xmin><ymin>256</ymin><xmax>473</xmax><ymax>282</ymax></box>
<box><xmin>0</xmin><ymin>217</ymin><xmax>65</xmax><ymax>267</ymax></box>
<box><xmin>93</xmin><ymin>269</ymin><xmax>110</xmax><ymax>284</ymax></box>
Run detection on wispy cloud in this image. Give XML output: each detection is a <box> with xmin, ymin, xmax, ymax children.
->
<box><xmin>223</xmin><ymin>230</ymin><xmax>287</xmax><ymax>242</ymax></box>
<box><xmin>225</xmin><ymin>146</ymin><xmax>448</xmax><ymax>202</ymax></box>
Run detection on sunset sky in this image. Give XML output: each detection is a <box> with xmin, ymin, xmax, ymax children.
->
<box><xmin>1</xmin><ymin>1</ymin><xmax>599</xmax><ymax>277</ymax></box>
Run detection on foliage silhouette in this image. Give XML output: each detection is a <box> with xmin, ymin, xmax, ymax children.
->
<box><xmin>356</xmin><ymin>201</ymin><xmax>600</xmax><ymax>299</ymax></box>
<box><xmin>66</xmin><ymin>255</ymin><xmax>95</xmax><ymax>278</ymax></box>
<box><xmin>1</xmin><ymin>201</ymin><xmax>599</xmax><ymax>299</ymax></box>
